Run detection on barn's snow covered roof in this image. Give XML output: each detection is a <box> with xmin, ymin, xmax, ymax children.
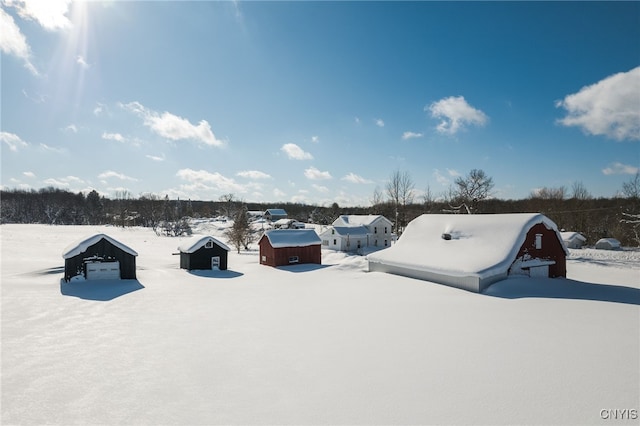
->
<box><xmin>62</xmin><ymin>233</ymin><xmax>138</xmax><ymax>259</ymax></box>
<box><xmin>178</xmin><ymin>235</ymin><xmax>230</xmax><ymax>253</ymax></box>
<box><xmin>265</xmin><ymin>209</ymin><xmax>287</xmax><ymax>216</ymax></box>
<box><xmin>560</xmin><ymin>231</ymin><xmax>586</xmax><ymax>242</ymax></box>
<box><xmin>367</xmin><ymin>213</ymin><xmax>565</xmax><ymax>279</ymax></box>
<box><xmin>261</xmin><ymin>229</ymin><xmax>321</xmax><ymax>248</ymax></box>
<box><xmin>333</xmin><ymin>215</ymin><xmax>392</xmax><ymax>227</ymax></box>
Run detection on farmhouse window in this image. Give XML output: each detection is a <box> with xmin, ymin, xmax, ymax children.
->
<box><xmin>535</xmin><ymin>234</ymin><xmax>543</xmax><ymax>250</ymax></box>
<box><xmin>374</xmin><ymin>227</ymin><xmax>377</xmax><ymax>234</ymax></box>
<box><xmin>385</xmin><ymin>226</ymin><xmax>388</xmax><ymax>233</ymax></box>
<box><xmin>333</xmin><ymin>239</ymin><xmax>337</xmax><ymax>245</ymax></box>
<box><xmin>332</xmin><ymin>229</ymin><xmax>335</xmax><ymax>235</ymax></box>
<box><xmin>205</xmin><ymin>240</ymin><xmax>214</xmax><ymax>249</ymax></box>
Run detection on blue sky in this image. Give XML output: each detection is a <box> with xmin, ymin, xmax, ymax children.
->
<box><xmin>2</xmin><ymin>1</ymin><xmax>639</xmax><ymax>206</ymax></box>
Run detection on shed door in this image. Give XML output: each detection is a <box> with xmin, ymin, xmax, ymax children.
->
<box><xmin>211</xmin><ymin>256</ymin><xmax>220</xmax><ymax>270</ymax></box>
<box><xmin>86</xmin><ymin>261</ymin><xmax>120</xmax><ymax>280</ymax></box>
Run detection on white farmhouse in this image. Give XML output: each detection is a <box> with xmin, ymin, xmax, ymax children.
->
<box><xmin>319</xmin><ymin>214</ymin><xmax>393</xmax><ymax>252</ymax></box>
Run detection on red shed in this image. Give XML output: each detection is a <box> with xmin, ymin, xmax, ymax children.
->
<box><xmin>259</xmin><ymin>229</ymin><xmax>321</xmax><ymax>267</ymax></box>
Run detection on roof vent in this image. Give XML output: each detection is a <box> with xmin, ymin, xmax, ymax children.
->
<box><xmin>442</xmin><ymin>233</ymin><xmax>452</xmax><ymax>240</ymax></box>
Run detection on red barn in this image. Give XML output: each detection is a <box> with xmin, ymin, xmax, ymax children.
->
<box><xmin>368</xmin><ymin>213</ymin><xmax>568</xmax><ymax>293</ymax></box>
<box><xmin>259</xmin><ymin>229</ymin><xmax>321</xmax><ymax>267</ymax></box>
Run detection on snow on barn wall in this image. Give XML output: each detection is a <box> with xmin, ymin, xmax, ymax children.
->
<box><xmin>259</xmin><ymin>229</ymin><xmax>321</xmax><ymax>267</ymax></box>
<box><xmin>367</xmin><ymin>213</ymin><xmax>567</xmax><ymax>293</ymax></box>
<box><xmin>178</xmin><ymin>235</ymin><xmax>230</xmax><ymax>270</ymax></box>
<box><xmin>62</xmin><ymin>234</ymin><xmax>138</xmax><ymax>282</ymax></box>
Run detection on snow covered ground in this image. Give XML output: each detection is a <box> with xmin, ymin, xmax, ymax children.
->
<box><xmin>1</xmin><ymin>223</ymin><xmax>638</xmax><ymax>425</ymax></box>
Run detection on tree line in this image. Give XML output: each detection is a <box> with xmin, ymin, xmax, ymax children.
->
<box><xmin>1</xmin><ymin>171</ymin><xmax>639</xmax><ymax>246</ymax></box>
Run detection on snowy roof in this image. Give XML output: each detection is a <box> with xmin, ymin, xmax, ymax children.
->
<box><xmin>62</xmin><ymin>233</ymin><xmax>138</xmax><ymax>259</ymax></box>
<box><xmin>333</xmin><ymin>215</ymin><xmax>392</xmax><ymax>227</ymax></box>
<box><xmin>367</xmin><ymin>213</ymin><xmax>565</xmax><ymax>279</ymax></box>
<box><xmin>596</xmin><ymin>238</ymin><xmax>621</xmax><ymax>247</ymax></box>
<box><xmin>331</xmin><ymin>225</ymin><xmax>370</xmax><ymax>237</ymax></box>
<box><xmin>560</xmin><ymin>232</ymin><xmax>586</xmax><ymax>242</ymax></box>
<box><xmin>178</xmin><ymin>235</ymin><xmax>230</xmax><ymax>253</ymax></box>
<box><xmin>261</xmin><ymin>229</ymin><xmax>321</xmax><ymax>248</ymax></box>
<box><xmin>273</xmin><ymin>218</ymin><xmax>295</xmax><ymax>225</ymax></box>
<box><xmin>265</xmin><ymin>209</ymin><xmax>287</xmax><ymax>216</ymax></box>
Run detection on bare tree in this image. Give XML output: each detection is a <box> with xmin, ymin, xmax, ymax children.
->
<box><xmin>225</xmin><ymin>206</ymin><xmax>253</xmax><ymax>253</ymax></box>
<box><xmin>386</xmin><ymin>170</ymin><xmax>415</xmax><ymax>233</ymax></box>
<box><xmin>529</xmin><ymin>186</ymin><xmax>566</xmax><ymax>200</ymax></box>
<box><xmin>571</xmin><ymin>181</ymin><xmax>591</xmax><ymax>200</ymax></box>
<box><xmin>622</xmin><ymin>172</ymin><xmax>640</xmax><ymax>199</ymax></box>
<box><xmin>370</xmin><ymin>186</ymin><xmax>384</xmax><ymax>209</ymax></box>
<box><xmin>453</xmin><ymin>169</ymin><xmax>494</xmax><ymax>213</ymax></box>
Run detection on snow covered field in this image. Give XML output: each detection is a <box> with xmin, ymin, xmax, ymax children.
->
<box><xmin>2</xmin><ymin>223</ymin><xmax>639</xmax><ymax>425</ymax></box>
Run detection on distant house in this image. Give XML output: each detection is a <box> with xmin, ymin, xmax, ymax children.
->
<box><xmin>247</xmin><ymin>211</ymin><xmax>264</xmax><ymax>221</ymax></box>
<box><xmin>259</xmin><ymin>229</ymin><xmax>321</xmax><ymax>267</ymax></box>
<box><xmin>320</xmin><ymin>215</ymin><xmax>393</xmax><ymax>251</ymax></box>
<box><xmin>367</xmin><ymin>213</ymin><xmax>567</xmax><ymax>293</ymax></box>
<box><xmin>264</xmin><ymin>209</ymin><xmax>288</xmax><ymax>222</ymax></box>
<box><xmin>595</xmin><ymin>238</ymin><xmax>621</xmax><ymax>250</ymax></box>
<box><xmin>62</xmin><ymin>234</ymin><xmax>138</xmax><ymax>282</ymax></box>
<box><xmin>560</xmin><ymin>231</ymin><xmax>587</xmax><ymax>249</ymax></box>
<box><xmin>178</xmin><ymin>235</ymin><xmax>230</xmax><ymax>270</ymax></box>
<box><xmin>273</xmin><ymin>218</ymin><xmax>305</xmax><ymax>229</ymax></box>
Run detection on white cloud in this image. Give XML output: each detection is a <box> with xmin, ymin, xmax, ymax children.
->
<box><xmin>402</xmin><ymin>131</ymin><xmax>423</xmax><ymax>140</ymax></box>
<box><xmin>39</xmin><ymin>143</ymin><xmax>65</xmax><ymax>153</ymax></box>
<box><xmin>43</xmin><ymin>175</ymin><xmax>85</xmax><ymax>187</ymax></box>
<box><xmin>312</xmin><ymin>184</ymin><xmax>330</xmax><ymax>193</ymax></box>
<box><xmin>5</xmin><ymin>0</ymin><xmax>72</xmax><ymax>31</ymax></box>
<box><xmin>433</xmin><ymin>169</ymin><xmax>450</xmax><ymax>186</ymax></box>
<box><xmin>122</xmin><ymin>101</ymin><xmax>225</xmax><ymax>147</ymax></box>
<box><xmin>102</xmin><ymin>132</ymin><xmax>125</xmax><ymax>142</ymax></box>
<box><xmin>602</xmin><ymin>162</ymin><xmax>639</xmax><ymax>175</ymax></box>
<box><xmin>146</xmin><ymin>154</ymin><xmax>165</xmax><ymax>162</ymax></box>
<box><xmin>273</xmin><ymin>188</ymin><xmax>286</xmax><ymax>198</ymax></box>
<box><xmin>556</xmin><ymin>67</ymin><xmax>640</xmax><ymax>141</ymax></box>
<box><xmin>375</xmin><ymin>118</ymin><xmax>385</xmax><ymax>127</ymax></box>
<box><xmin>236</xmin><ymin>170</ymin><xmax>272</xmax><ymax>179</ymax></box>
<box><xmin>0</xmin><ymin>131</ymin><xmax>29</xmax><ymax>151</ymax></box>
<box><xmin>0</xmin><ymin>8</ymin><xmax>38</xmax><ymax>75</ymax></box>
<box><xmin>64</xmin><ymin>124</ymin><xmax>78</xmax><ymax>133</ymax></box>
<box><xmin>342</xmin><ymin>172</ymin><xmax>373</xmax><ymax>184</ymax></box>
<box><xmin>427</xmin><ymin>96</ymin><xmax>488</xmax><ymax>135</ymax></box>
<box><xmin>281</xmin><ymin>143</ymin><xmax>313</xmax><ymax>160</ymax></box>
<box><xmin>176</xmin><ymin>168</ymin><xmax>245</xmax><ymax>193</ymax></box>
<box><xmin>76</xmin><ymin>55</ymin><xmax>90</xmax><ymax>69</ymax></box>
<box><xmin>311</xmin><ymin>136</ymin><xmax>319</xmax><ymax>143</ymax></box>
<box><xmin>304</xmin><ymin>166</ymin><xmax>332</xmax><ymax>180</ymax></box>
<box><xmin>93</xmin><ymin>102</ymin><xmax>106</xmax><ymax>116</ymax></box>
<box><xmin>446</xmin><ymin>168</ymin><xmax>461</xmax><ymax>177</ymax></box>
<box><xmin>98</xmin><ymin>170</ymin><xmax>138</xmax><ymax>181</ymax></box>
<box><xmin>23</xmin><ymin>171</ymin><xmax>35</xmax><ymax>178</ymax></box>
